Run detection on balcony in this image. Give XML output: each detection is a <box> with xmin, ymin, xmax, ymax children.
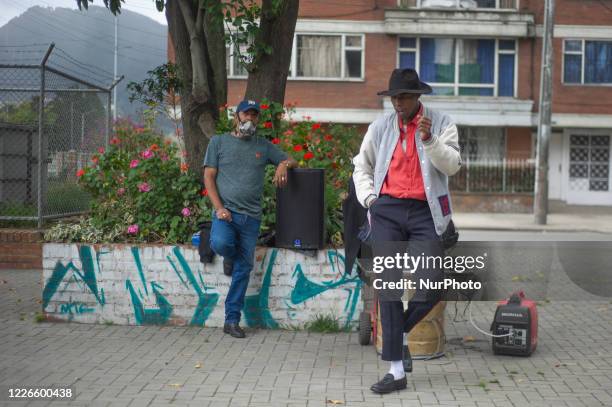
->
<box><xmin>387</xmin><ymin>0</ymin><xmax>535</xmax><ymax>38</ymax></box>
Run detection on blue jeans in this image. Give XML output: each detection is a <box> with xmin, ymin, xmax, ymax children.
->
<box><xmin>209</xmin><ymin>210</ymin><xmax>261</xmax><ymax>324</ymax></box>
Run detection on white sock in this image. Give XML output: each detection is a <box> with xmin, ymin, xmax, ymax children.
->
<box><xmin>388</xmin><ymin>360</ymin><xmax>405</xmax><ymax>380</ymax></box>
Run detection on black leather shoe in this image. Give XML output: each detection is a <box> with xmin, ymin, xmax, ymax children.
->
<box><xmin>370</xmin><ymin>373</ymin><xmax>407</xmax><ymax>394</ymax></box>
<box><xmin>403</xmin><ymin>345</ymin><xmax>413</xmax><ymax>373</ymax></box>
<box><xmin>223</xmin><ymin>323</ymin><xmax>245</xmax><ymax>338</ymax></box>
<box><xmin>223</xmin><ymin>258</ymin><xmax>233</xmax><ymax>276</ymax></box>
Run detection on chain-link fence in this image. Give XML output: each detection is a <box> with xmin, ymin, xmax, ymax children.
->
<box><xmin>0</xmin><ymin>43</ymin><xmax>122</xmax><ymax>227</ymax></box>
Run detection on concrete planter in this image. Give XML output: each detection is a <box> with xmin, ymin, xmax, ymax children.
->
<box><xmin>42</xmin><ymin>244</ymin><xmax>362</xmax><ymax>329</ymax></box>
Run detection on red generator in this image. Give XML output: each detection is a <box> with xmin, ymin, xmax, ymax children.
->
<box><xmin>491</xmin><ymin>291</ymin><xmax>538</xmax><ymax>356</ymax></box>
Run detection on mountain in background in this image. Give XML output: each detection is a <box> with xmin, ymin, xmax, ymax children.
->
<box><xmin>0</xmin><ymin>5</ymin><xmax>168</xmax><ymax>122</ymax></box>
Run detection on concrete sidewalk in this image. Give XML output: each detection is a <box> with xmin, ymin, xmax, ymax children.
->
<box><xmin>2</xmin><ymin>269</ymin><xmax>612</xmax><ymax>406</ymax></box>
<box><xmin>454</xmin><ymin>202</ymin><xmax>612</xmax><ymax>234</ymax></box>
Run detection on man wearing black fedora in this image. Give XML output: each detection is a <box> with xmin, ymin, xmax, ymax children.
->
<box><xmin>353</xmin><ymin>68</ymin><xmax>462</xmax><ymax>394</ymax></box>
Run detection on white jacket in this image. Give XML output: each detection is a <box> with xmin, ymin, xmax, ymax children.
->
<box><xmin>352</xmin><ymin>106</ymin><xmax>461</xmax><ymax>236</ymax></box>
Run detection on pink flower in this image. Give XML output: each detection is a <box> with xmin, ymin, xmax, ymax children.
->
<box><xmin>98</xmin><ymin>147</ymin><xmax>105</xmax><ymax>154</ymax></box>
<box><xmin>140</xmin><ymin>150</ymin><xmax>153</xmax><ymax>159</ymax></box>
<box><xmin>138</xmin><ymin>182</ymin><xmax>151</xmax><ymax>192</ymax></box>
<box><xmin>127</xmin><ymin>224</ymin><xmax>139</xmax><ymax>234</ymax></box>
<box><xmin>117</xmin><ymin>187</ymin><xmax>126</xmax><ymax>196</ymax></box>
<box><xmin>181</xmin><ymin>207</ymin><xmax>191</xmax><ymax>217</ymax></box>
<box><xmin>130</xmin><ymin>159</ymin><xmax>139</xmax><ymax>169</ymax></box>
<box><xmin>161</xmin><ymin>154</ymin><xmax>169</xmax><ymax>162</ymax></box>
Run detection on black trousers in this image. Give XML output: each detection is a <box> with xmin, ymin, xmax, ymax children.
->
<box><xmin>370</xmin><ymin>196</ymin><xmax>444</xmax><ymax>361</ymax></box>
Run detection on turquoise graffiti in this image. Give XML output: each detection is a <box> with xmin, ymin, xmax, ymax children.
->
<box><xmin>45</xmin><ymin>245</ymin><xmax>362</xmax><ymax>328</ymax></box>
<box><xmin>169</xmin><ymin>247</ymin><xmax>219</xmax><ymax>326</ymax></box>
<box><xmin>243</xmin><ymin>249</ymin><xmax>280</xmax><ymax>329</ymax></box>
<box><xmin>59</xmin><ymin>301</ymin><xmax>95</xmax><ymax>315</ymax></box>
<box><xmin>125</xmin><ymin>280</ymin><xmax>172</xmax><ymax>325</ymax></box>
<box><xmin>125</xmin><ymin>246</ymin><xmax>220</xmax><ymax>326</ymax></box>
<box><xmin>288</xmin><ymin>250</ymin><xmax>362</xmax><ymax>329</ymax></box>
<box><xmin>243</xmin><ymin>249</ymin><xmax>362</xmax><ymax>329</ymax></box>
<box><xmin>42</xmin><ymin>246</ymin><xmax>106</xmax><ymax>310</ymax></box>
<box><xmin>125</xmin><ymin>247</ymin><xmax>173</xmax><ymax>325</ymax></box>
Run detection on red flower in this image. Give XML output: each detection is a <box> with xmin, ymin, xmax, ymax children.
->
<box><xmin>150</xmin><ymin>144</ymin><xmax>159</xmax><ymax>151</ymax></box>
<box><xmin>311</xmin><ymin>123</ymin><xmax>321</xmax><ymax>131</ymax></box>
<box><xmin>303</xmin><ymin>151</ymin><xmax>314</xmax><ymax>161</ymax></box>
<box><xmin>271</xmin><ymin>138</ymin><xmax>281</xmax><ymax>144</ymax></box>
<box><xmin>327</xmin><ymin>152</ymin><xmax>334</xmax><ymax>159</ymax></box>
<box><xmin>261</xmin><ymin>104</ymin><xmax>269</xmax><ymax>110</ymax></box>
<box><xmin>324</xmin><ymin>134</ymin><xmax>333</xmax><ymax>141</ymax></box>
<box><xmin>201</xmin><ymin>188</ymin><xmax>209</xmax><ymax>197</ymax></box>
<box><xmin>180</xmin><ymin>163</ymin><xmax>189</xmax><ymax>172</ymax></box>
<box><xmin>76</xmin><ymin>169</ymin><xmax>85</xmax><ymax>177</ymax></box>
<box><xmin>284</xmin><ymin>130</ymin><xmax>294</xmax><ymax>136</ymax></box>
<box><xmin>110</xmin><ymin>137</ymin><xmax>120</xmax><ymax>145</ymax></box>
<box><xmin>264</xmin><ymin>121</ymin><xmax>273</xmax><ymax>129</ymax></box>
<box><xmin>91</xmin><ymin>155</ymin><xmax>99</xmax><ymax>165</ymax></box>
<box><xmin>293</xmin><ymin>145</ymin><xmax>303</xmax><ymax>152</ymax></box>
<box><xmin>98</xmin><ymin>147</ymin><xmax>105</xmax><ymax>154</ymax></box>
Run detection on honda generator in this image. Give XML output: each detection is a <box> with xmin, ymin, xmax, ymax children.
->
<box><xmin>491</xmin><ymin>291</ymin><xmax>538</xmax><ymax>356</ymax></box>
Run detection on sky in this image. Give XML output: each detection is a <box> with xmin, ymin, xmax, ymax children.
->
<box><xmin>0</xmin><ymin>0</ymin><xmax>168</xmax><ymax>28</ymax></box>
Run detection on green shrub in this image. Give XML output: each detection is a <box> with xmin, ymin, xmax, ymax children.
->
<box><xmin>45</xmin><ymin>120</ymin><xmax>211</xmax><ymax>244</ymax></box>
<box><xmin>304</xmin><ymin>313</ymin><xmax>346</xmax><ymax>333</ymax></box>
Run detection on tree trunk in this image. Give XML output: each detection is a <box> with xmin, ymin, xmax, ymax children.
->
<box><xmin>166</xmin><ymin>0</ymin><xmax>227</xmax><ymax>174</ymax></box>
<box><xmin>244</xmin><ymin>0</ymin><xmax>299</xmax><ymax>104</ymax></box>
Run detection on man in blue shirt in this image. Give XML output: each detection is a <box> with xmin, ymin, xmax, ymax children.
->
<box><xmin>203</xmin><ymin>99</ymin><xmax>297</xmax><ymax>338</ymax></box>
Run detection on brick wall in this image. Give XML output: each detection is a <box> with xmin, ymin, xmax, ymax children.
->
<box><xmin>0</xmin><ymin>230</ymin><xmax>43</xmax><ymax>270</ymax></box>
<box><xmin>452</xmin><ymin>192</ymin><xmax>533</xmax><ymax>213</ymax></box>
<box><xmin>42</xmin><ymin>244</ymin><xmax>363</xmax><ymax>328</ymax></box>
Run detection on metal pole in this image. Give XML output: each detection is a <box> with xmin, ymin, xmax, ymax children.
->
<box><xmin>37</xmin><ymin>43</ymin><xmax>54</xmax><ymax>229</ymax></box>
<box><xmin>80</xmin><ymin>113</ymin><xmax>85</xmax><ymax>169</ymax></box>
<box><xmin>113</xmin><ymin>16</ymin><xmax>118</xmax><ymax>122</ymax></box>
<box><xmin>106</xmin><ymin>92</ymin><xmax>111</xmax><ymax>147</ymax></box>
<box><xmin>107</xmin><ymin>75</ymin><xmax>124</xmax><ymax>146</ymax></box>
<box><xmin>534</xmin><ymin>0</ymin><xmax>555</xmax><ymax>224</ymax></box>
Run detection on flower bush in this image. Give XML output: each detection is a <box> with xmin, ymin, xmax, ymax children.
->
<box><xmin>217</xmin><ymin>101</ymin><xmax>359</xmax><ymax>245</ymax></box>
<box><xmin>46</xmin><ymin>101</ymin><xmax>360</xmax><ymax>246</ymax></box>
<box><xmin>45</xmin><ymin>120</ymin><xmax>210</xmax><ymax>244</ymax></box>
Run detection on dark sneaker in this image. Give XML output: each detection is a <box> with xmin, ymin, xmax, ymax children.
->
<box><xmin>223</xmin><ymin>258</ymin><xmax>233</xmax><ymax>276</ymax></box>
<box><xmin>370</xmin><ymin>373</ymin><xmax>407</xmax><ymax>394</ymax></box>
<box><xmin>223</xmin><ymin>322</ymin><xmax>245</xmax><ymax>338</ymax></box>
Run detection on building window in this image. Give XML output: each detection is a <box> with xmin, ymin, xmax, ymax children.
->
<box><xmin>227</xmin><ymin>40</ymin><xmax>250</xmax><ymax>78</ymax></box>
<box><xmin>398</xmin><ymin>37</ymin><xmax>516</xmax><ymax>96</ymax></box>
<box><xmin>563</xmin><ymin>39</ymin><xmax>612</xmax><ymax>85</ymax></box>
<box><xmin>228</xmin><ymin>33</ymin><xmax>365</xmax><ymax>81</ymax></box>
<box><xmin>292</xmin><ymin>34</ymin><xmax>364</xmax><ymax>80</ymax></box>
<box><xmin>398</xmin><ymin>0</ymin><xmax>518</xmax><ymax>10</ymax></box>
<box><xmin>459</xmin><ymin>127</ymin><xmax>506</xmax><ymax>160</ymax></box>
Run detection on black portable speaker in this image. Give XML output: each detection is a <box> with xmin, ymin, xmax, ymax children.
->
<box><xmin>275</xmin><ymin>168</ymin><xmax>325</xmax><ymax>250</ymax></box>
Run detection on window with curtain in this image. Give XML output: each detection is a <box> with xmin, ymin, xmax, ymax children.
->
<box><xmin>398</xmin><ymin>37</ymin><xmax>516</xmax><ymax>96</ymax></box>
<box><xmin>564</xmin><ymin>39</ymin><xmax>612</xmax><ymax>84</ymax></box>
<box><xmin>293</xmin><ymin>34</ymin><xmax>363</xmax><ymax>80</ymax></box>
<box><xmin>297</xmin><ymin>35</ymin><xmax>341</xmax><ymax>78</ymax></box>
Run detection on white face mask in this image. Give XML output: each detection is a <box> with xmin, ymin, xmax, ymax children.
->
<box><xmin>237</xmin><ymin>120</ymin><xmax>256</xmax><ymax>138</ymax></box>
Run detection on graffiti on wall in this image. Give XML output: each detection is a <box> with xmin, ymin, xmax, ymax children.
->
<box><xmin>43</xmin><ymin>245</ymin><xmax>362</xmax><ymax>328</ymax></box>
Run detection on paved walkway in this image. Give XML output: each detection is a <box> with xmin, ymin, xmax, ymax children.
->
<box><xmin>454</xmin><ymin>201</ymin><xmax>612</xmax><ymax>234</ymax></box>
<box><xmin>1</xmin><ymin>269</ymin><xmax>612</xmax><ymax>407</ymax></box>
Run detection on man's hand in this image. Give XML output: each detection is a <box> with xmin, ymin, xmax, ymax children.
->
<box><xmin>417</xmin><ymin>115</ymin><xmax>432</xmax><ymax>141</ymax></box>
<box><xmin>216</xmin><ymin>207</ymin><xmax>232</xmax><ymax>222</ymax></box>
<box><xmin>273</xmin><ymin>161</ymin><xmax>290</xmax><ymax>188</ymax></box>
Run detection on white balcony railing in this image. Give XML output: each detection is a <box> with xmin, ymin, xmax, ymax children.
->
<box><xmin>399</xmin><ymin>0</ymin><xmax>518</xmax><ymax>10</ymax></box>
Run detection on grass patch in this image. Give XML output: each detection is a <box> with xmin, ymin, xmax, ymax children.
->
<box><xmin>304</xmin><ymin>314</ymin><xmax>345</xmax><ymax>333</ymax></box>
<box><xmin>103</xmin><ymin>320</ymin><xmax>114</xmax><ymax>326</ymax></box>
<box><xmin>489</xmin><ymin>379</ymin><xmax>500</xmax><ymax>384</ymax></box>
<box><xmin>34</xmin><ymin>312</ymin><xmax>45</xmax><ymax>323</ymax></box>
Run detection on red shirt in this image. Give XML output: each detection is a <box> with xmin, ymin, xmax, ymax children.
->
<box><xmin>380</xmin><ymin>105</ymin><xmax>427</xmax><ymax>201</ymax></box>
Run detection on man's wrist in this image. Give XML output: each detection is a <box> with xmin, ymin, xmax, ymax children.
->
<box><xmin>365</xmin><ymin>194</ymin><xmax>377</xmax><ymax>208</ymax></box>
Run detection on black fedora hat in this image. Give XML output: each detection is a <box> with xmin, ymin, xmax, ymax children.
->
<box><xmin>377</xmin><ymin>68</ymin><xmax>432</xmax><ymax>96</ymax></box>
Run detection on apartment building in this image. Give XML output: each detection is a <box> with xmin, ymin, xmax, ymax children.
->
<box><xmin>220</xmin><ymin>0</ymin><xmax>612</xmax><ymax>206</ymax></box>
